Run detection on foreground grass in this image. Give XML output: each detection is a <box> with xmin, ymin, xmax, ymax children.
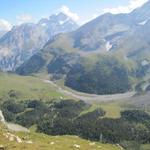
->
<box><xmin>0</xmin><ymin>72</ymin><xmax>67</xmax><ymax>101</ymax></box>
<box><xmin>0</xmin><ymin>124</ymin><xmax>122</xmax><ymax>150</ymax></box>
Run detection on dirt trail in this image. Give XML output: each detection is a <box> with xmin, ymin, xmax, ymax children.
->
<box><xmin>0</xmin><ymin>110</ymin><xmax>29</xmax><ymax>132</ymax></box>
<box><xmin>43</xmin><ymin>80</ymin><xmax>135</xmax><ymax>103</ymax></box>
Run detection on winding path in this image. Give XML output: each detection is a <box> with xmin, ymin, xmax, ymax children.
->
<box><xmin>0</xmin><ymin>110</ymin><xmax>29</xmax><ymax>132</ymax></box>
<box><xmin>43</xmin><ymin>79</ymin><xmax>136</xmax><ymax>103</ymax></box>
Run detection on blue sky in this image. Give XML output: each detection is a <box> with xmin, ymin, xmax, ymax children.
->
<box><xmin>0</xmin><ymin>0</ymin><xmax>148</xmax><ymax>30</ymax></box>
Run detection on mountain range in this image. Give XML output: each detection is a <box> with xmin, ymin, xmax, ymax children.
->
<box><xmin>0</xmin><ymin>13</ymin><xmax>78</xmax><ymax>71</ymax></box>
<box><xmin>0</xmin><ymin>0</ymin><xmax>149</xmax><ymax>94</ymax></box>
<box><xmin>15</xmin><ymin>0</ymin><xmax>150</xmax><ymax>95</ymax></box>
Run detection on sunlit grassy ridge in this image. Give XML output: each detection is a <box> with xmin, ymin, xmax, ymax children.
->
<box><xmin>0</xmin><ymin>72</ymin><xmax>66</xmax><ymax>101</ymax></box>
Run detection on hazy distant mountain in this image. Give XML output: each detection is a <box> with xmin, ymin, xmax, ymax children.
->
<box><xmin>130</xmin><ymin>0</ymin><xmax>150</xmax><ymax>23</ymax></box>
<box><xmin>0</xmin><ymin>30</ymin><xmax>7</xmax><ymax>38</ymax></box>
<box><xmin>0</xmin><ymin>13</ymin><xmax>78</xmax><ymax>71</ymax></box>
<box><xmin>38</xmin><ymin>12</ymin><xmax>78</xmax><ymax>36</ymax></box>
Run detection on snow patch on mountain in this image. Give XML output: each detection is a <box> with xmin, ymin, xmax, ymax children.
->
<box><xmin>138</xmin><ymin>17</ymin><xmax>150</xmax><ymax>25</ymax></box>
<box><xmin>59</xmin><ymin>18</ymin><xmax>69</xmax><ymax>25</ymax></box>
<box><xmin>0</xmin><ymin>47</ymin><xmax>12</xmax><ymax>57</ymax></box>
<box><xmin>141</xmin><ymin>60</ymin><xmax>149</xmax><ymax>66</ymax></box>
<box><xmin>106</xmin><ymin>41</ymin><xmax>112</xmax><ymax>52</ymax></box>
<box><xmin>139</xmin><ymin>19</ymin><xmax>148</xmax><ymax>25</ymax></box>
<box><xmin>41</xmin><ymin>23</ymin><xmax>47</xmax><ymax>27</ymax></box>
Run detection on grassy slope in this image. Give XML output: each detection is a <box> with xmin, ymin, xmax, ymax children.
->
<box><xmin>0</xmin><ymin>72</ymin><xmax>123</xmax><ymax>119</ymax></box>
<box><xmin>0</xmin><ymin>124</ymin><xmax>121</xmax><ymax>150</ymax></box>
<box><xmin>80</xmin><ymin>102</ymin><xmax>123</xmax><ymax>118</ymax></box>
<box><xmin>0</xmin><ymin>72</ymin><xmax>143</xmax><ymax>119</ymax></box>
<box><xmin>100</xmin><ymin>102</ymin><xmax>123</xmax><ymax>118</ymax></box>
<box><xmin>0</xmin><ymin>72</ymin><xmax>67</xmax><ymax>101</ymax></box>
<box><xmin>141</xmin><ymin>144</ymin><xmax>150</xmax><ymax>150</ymax></box>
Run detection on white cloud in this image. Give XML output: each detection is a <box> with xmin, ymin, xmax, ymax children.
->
<box><xmin>60</xmin><ymin>5</ymin><xmax>80</xmax><ymax>22</ymax></box>
<box><xmin>0</xmin><ymin>19</ymin><xmax>12</xmax><ymax>31</ymax></box>
<box><xmin>17</xmin><ymin>14</ymin><xmax>33</xmax><ymax>24</ymax></box>
<box><xmin>103</xmin><ymin>0</ymin><xmax>148</xmax><ymax>14</ymax></box>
